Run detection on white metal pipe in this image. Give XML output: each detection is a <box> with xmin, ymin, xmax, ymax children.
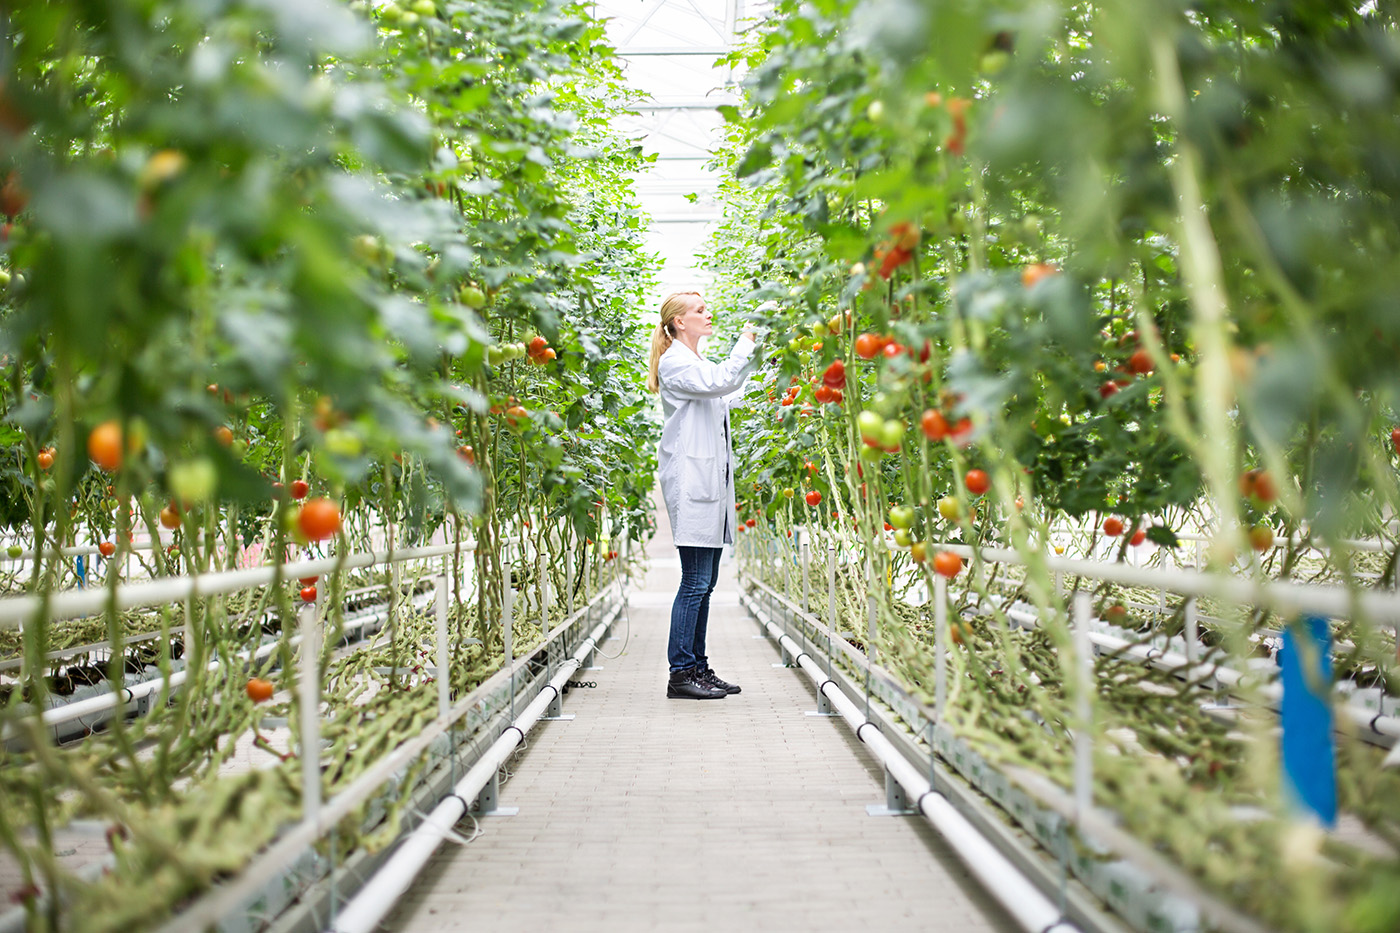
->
<box><xmin>0</xmin><ymin>542</ymin><xmax>475</xmax><ymax>630</ymax></box>
<box><xmin>744</xmin><ymin>594</ymin><xmax>1075</xmax><ymax>933</ymax></box>
<box><xmin>329</xmin><ymin>611</ymin><xmax>617</xmax><ymax>933</ymax></box>
<box><xmin>998</xmin><ymin>602</ymin><xmax>1400</xmax><ymax>743</ymax></box>
<box><xmin>935</xmin><ymin>543</ymin><xmax>1400</xmax><ymax>628</ymax></box>
<box><xmin>2</xmin><ymin>601</ymin><xmax>401</xmax><ymax>743</ymax></box>
<box><xmin>147</xmin><ymin>584</ymin><xmax>620</xmax><ymax>933</ymax></box>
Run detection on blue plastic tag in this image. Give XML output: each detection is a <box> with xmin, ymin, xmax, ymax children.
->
<box><xmin>1279</xmin><ymin>615</ymin><xmax>1336</xmax><ymax>827</ymax></box>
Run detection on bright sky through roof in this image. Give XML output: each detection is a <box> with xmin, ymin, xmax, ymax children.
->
<box><xmin>593</xmin><ymin>0</ymin><xmax>771</xmax><ymax>313</ymax></box>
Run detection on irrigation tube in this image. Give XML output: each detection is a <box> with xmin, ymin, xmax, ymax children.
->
<box><xmin>327</xmin><ymin>608</ymin><xmax>618</xmax><ymax>933</ymax></box>
<box><xmin>742</xmin><ymin>592</ymin><xmax>1077</xmax><ymax>933</ymax></box>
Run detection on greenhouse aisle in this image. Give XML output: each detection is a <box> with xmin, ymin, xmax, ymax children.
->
<box><xmin>380</xmin><ymin>496</ymin><xmax>1019</xmax><ymax>933</ymax></box>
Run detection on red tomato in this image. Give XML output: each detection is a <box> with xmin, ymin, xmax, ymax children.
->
<box><xmin>528</xmin><ymin>335</ymin><xmax>548</xmax><ymax>356</ymax></box>
<box><xmin>854</xmin><ymin>333</ymin><xmax>882</xmax><ymax>359</ymax></box>
<box><xmin>1021</xmin><ymin>263</ymin><xmax>1057</xmax><ymax>288</ymax></box>
<box><xmin>297</xmin><ymin>498</ymin><xmax>342</xmax><ymax>541</ymax></box>
<box><xmin>1392</xmin><ymin>427</ymin><xmax>1400</xmax><ymax>455</ymax></box>
<box><xmin>36</xmin><ymin>448</ymin><xmax>54</xmax><ymax>471</ymax></box>
<box><xmin>882</xmin><ymin>341</ymin><xmax>904</xmax><ymax>358</ymax></box>
<box><xmin>299</xmin><ymin>575</ymin><xmax>318</xmax><ymax>585</ymax></box>
<box><xmin>1249</xmin><ymin>524</ymin><xmax>1274</xmax><ymax>551</ymax></box>
<box><xmin>910</xmin><ymin>541</ymin><xmax>928</xmax><ymax>563</ymax></box>
<box><xmin>822</xmin><ymin>359</ymin><xmax>846</xmax><ymax>389</ymax></box>
<box><xmin>98</xmin><ymin>541</ymin><xmax>116</xmax><ymax>558</ymax></box>
<box><xmin>1098</xmin><ymin>381</ymin><xmax>1119</xmax><ymax>399</ymax></box>
<box><xmin>290</xmin><ymin>479</ymin><xmax>310</xmax><ymax>500</ymax></box>
<box><xmin>1102</xmin><ymin>517</ymin><xmax>1124</xmax><ymax>537</ymax></box>
<box><xmin>964</xmin><ymin>469</ymin><xmax>990</xmax><ymax>495</ymax></box>
<box><xmin>458</xmin><ymin>445</ymin><xmax>475</xmax><ymax>465</ymax></box>
<box><xmin>214</xmin><ymin>425</ymin><xmax>234</xmax><ymax>447</ymax></box>
<box><xmin>745</xmin><ymin>518</ymin><xmax>756</xmax><ymax>528</ymax></box>
<box><xmin>300</xmin><ymin>585</ymin><xmax>317</xmax><ymax>602</ymax></box>
<box><xmin>804</xmin><ymin>490</ymin><xmax>822</xmax><ymax>507</ymax></box>
<box><xmin>246</xmin><ymin>678</ymin><xmax>274</xmax><ymax>703</ymax></box>
<box><xmin>1129</xmin><ymin>528</ymin><xmax>1147</xmax><ymax>546</ymax></box>
<box><xmin>159</xmin><ymin>503</ymin><xmax>182</xmax><ymax>530</ymax></box>
<box><xmin>814</xmin><ymin>384</ymin><xmax>834</xmax><ymax>404</ymax></box>
<box><xmin>1127</xmin><ymin>349</ymin><xmax>1153</xmax><ymax>375</ymax></box>
<box><xmin>921</xmin><ymin>410</ymin><xmax>949</xmax><ymax>441</ymax></box>
<box><xmin>933</xmin><ymin>551</ymin><xmax>963</xmax><ymax>578</ymax></box>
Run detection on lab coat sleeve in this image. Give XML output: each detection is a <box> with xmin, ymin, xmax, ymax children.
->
<box><xmin>660</xmin><ymin>335</ymin><xmax>759</xmax><ymax>400</ymax></box>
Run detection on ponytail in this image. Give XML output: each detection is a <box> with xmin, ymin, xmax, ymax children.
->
<box><xmin>647</xmin><ymin>291</ymin><xmax>700</xmax><ymax>394</ymax></box>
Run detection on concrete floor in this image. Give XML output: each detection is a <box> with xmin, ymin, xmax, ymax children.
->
<box><xmin>381</xmin><ymin>498</ymin><xmax>1019</xmax><ymax>933</ymax></box>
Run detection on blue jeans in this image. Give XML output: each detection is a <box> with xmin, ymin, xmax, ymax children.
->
<box><xmin>669</xmin><ymin>546</ymin><xmax>723</xmax><ymax>673</ymax></box>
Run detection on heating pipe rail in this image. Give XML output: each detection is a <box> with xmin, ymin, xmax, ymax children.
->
<box><xmin>327</xmin><ymin>607</ymin><xmax>619</xmax><ymax>933</ymax></box>
<box><xmin>742</xmin><ymin>591</ymin><xmax>1078</xmax><ymax>933</ymax></box>
<box><xmin>0</xmin><ymin>596</ymin><xmax>424</xmax><ymax>744</ymax></box>
<box><xmin>993</xmin><ymin>601</ymin><xmax>1400</xmax><ymax>745</ymax></box>
<box><xmin>0</xmin><ymin>542</ymin><xmax>472</xmax><ymax>630</ymax></box>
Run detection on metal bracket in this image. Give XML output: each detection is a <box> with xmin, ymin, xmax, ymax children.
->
<box><xmin>538</xmin><ymin>689</ymin><xmax>574</xmax><ymax>721</ymax></box>
<box><xmin>805</xmin><ymin>690</ymin><xmax>838</xmax><ymax>717</ymax></box>
<box><xmin>471</xmin><ymin>769</ymin><xmax>519</xmax><ymax>818</ymax></box>
<box><xmin>866</xmin><ymin>767</ymin><xmax>916</xmax><ymax>817</ymax></box>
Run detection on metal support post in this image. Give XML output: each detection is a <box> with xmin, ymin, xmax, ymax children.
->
<box><xmin>435</xmin><ymin>574</ymin><xmax>449</xmax><ymax>719</ymax></box>
<box><xmin>1072</xmin><ymin>592</ymin><xmax>1094</xmax><ymax>823</ymax></box>
<box><xmin>935</xmin><ymin>575</ymin><xmax>947</xmax><ymax>717</ymax></box>
<box><xmin>504</xmin><ymin>556</ymin><xmax>514</xmax><ymax>721</ymax></box>
<box><xmin>299</xmin><ymin>599</ymin><xmax>321</xmax><ymax>829</ymax></box>
<box><xmin>800</xmin><ymin>529</ymin><xmax>810</xmax><ymax>615</ymax></box>
<box><xmin>1184</xmin><ymin>595</ymin><xmax>1199</xmax><ymax>665</ymax></box>
<box><xmin>472</xmin><ymin>768</ymin><xmax>519</xmax><ymax>818</ymax></box>
<box><xmin>826</xmin><ymin>544</ymin><xmax>837</xmax><ymax>681</ymax></box>
<box><xmin>866</xmin><ymin>766</ymin><xmax>916</xmax><ymax>816</ymax></box>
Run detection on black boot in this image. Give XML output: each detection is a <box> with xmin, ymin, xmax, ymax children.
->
<box><xmin>698</xmin><ymin>666</ymin><xmax>741</xmax><ymax>694</ymax></box>
<box><xmin>667</xmin><ymin>667</ymin><xmax>726</xmax><ymax>700</ymax></box>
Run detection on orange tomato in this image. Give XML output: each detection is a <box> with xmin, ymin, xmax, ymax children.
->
<box><xmin>933</xmin><ymin>550</ymin><xmax>963</xmax><ymax>578</ymax></box>
<box><xmin>246</xmin><ymin>678</ymin><xmax>274</xmax><ymax>703</ymax></box>
<box><xmin>88</xmin><ymin>421</ymin><xmax>123</xmax><ymax>471</ymax></box>
<box><xmin>297</xmin><ymin>498</ymin><xmax>342</xmax><ymax>542</ymax></box>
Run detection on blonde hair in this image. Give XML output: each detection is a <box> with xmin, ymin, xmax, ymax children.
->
<box><xmin>647</xmin><ymin>291</ymin><xmax>701</xmax><ymax>393</ymax></box>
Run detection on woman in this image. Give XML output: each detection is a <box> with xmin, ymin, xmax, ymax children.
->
<box><xmin>648</xmin><ymin>291</ymin><xmax>760</xmax><ymax>700</ymax></box>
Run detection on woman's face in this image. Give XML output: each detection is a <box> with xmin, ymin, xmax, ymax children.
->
<box><xmin>673</xmin><ymin>297</ymin><xmax>712</xmax><ymax>339</ymax></box>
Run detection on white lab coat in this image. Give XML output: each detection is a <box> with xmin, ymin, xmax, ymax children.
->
<box><xmin>657</xmin><ymin>335</ymin><xmax>759</xmax><ymax>548</ymax></box>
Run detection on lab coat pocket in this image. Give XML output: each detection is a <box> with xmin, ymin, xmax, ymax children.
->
<box><xmin>683</xmin><ymin>455</ymin><xmax>722</xmax><ymax>502</ymax></box>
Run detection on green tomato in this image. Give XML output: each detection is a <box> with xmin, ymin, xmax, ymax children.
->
<box><xmin>859</xmin><ymin>444</ymin><xmax>885</xmax><ymax>464</ymax></box>
<box><xmin>324</xmin><ymin>428</ymin><xmax>364</xmax><ymax>458</ymax></box>
<box><xmin>459</xmin><ymin>284</ymin><xmax>486</xmax><ymax>309</ymax></box>
<box><xmin>812</xmin><ymin>322</ymin><xmax>829</xmax><ymax>339</ymax></box>
<box><xmin>783</xmin><ymin>488</ymin><xmax>795</xmax><ymax>499</ymax></box>
<box><xmin>867</xmin><ymin>100</ymin><xmax>886</xmax><ymax>123</ymax></box>
<box><xmin>399</xmin><ymin>10</ymin><xmax>420</xmax><ymax>26</ymax></box>
<box><xmin>878</xmin><ymin>419</ymin><xmax>905</xmax><ymax>449</ymax></box>
<box><xmin>0</xmin><ymin>269</ymin><xmax>10</xmax><ymax>288</ymax></box>
<box><xmin>857</xmin><ymin>410</ymin><xmax>884</xmax><ymax>442</ymax></box>
<box><xmin>487</xmin><ymin>346</ymin><xmax>505</xmax><ymax>366</ymax></box>
<box><xmin>893</xmin><ymin>528</ymin><xmax>913</xmax><ymax>548</ymax></box>
<box><xmin>411</xmin><ymin>0</ymin><xmax>436</xmax><ymax>14</ymax></box>
<box><xmin>788</xmin><ymin>337</ymin><xmax>802</xmax><ymax>353</ymax></box>
<box><xmin>979</xmin><ymin>50</ymin><xmax>1010</xmax><ymax>75</ymax></box>
<box><xmin>6</xmin><ymin>545</ymin><xmax>23</xmax><ymax>559</ymax></box>
<box><xmin>379</xmin><ymin>2</ymin><xmax>403</xmax><ymax>22</ymax></box>
<box><xmin>889</xmin><ymin>505</ymin><xmax>915</xmax><ymax>529</ymax></box>
<box><xmin>938</xmin><ymin>496</ymin><xmax>961</xmax><ymax>521</ymax></box>
<box><xmin>168</xmin><ymin>458</ymin><xmax>217</xmax><ymax>504</ymax></box>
